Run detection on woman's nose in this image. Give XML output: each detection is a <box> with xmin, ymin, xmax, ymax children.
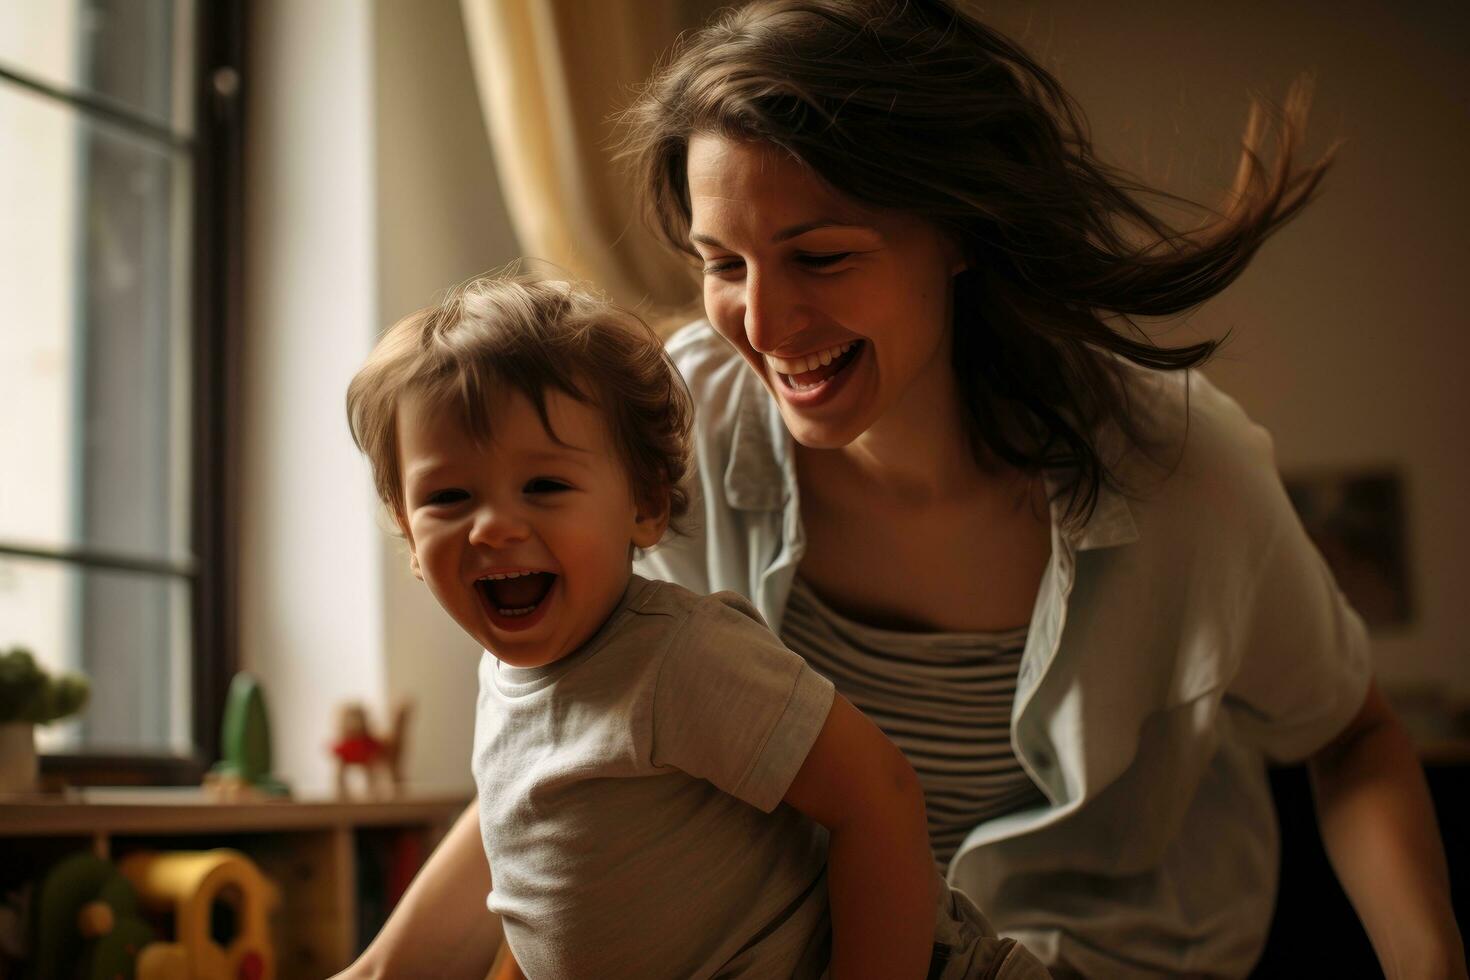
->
<box><xmin>468</xmin><ymin>503</ymin><xmax>528</xmax><ymax>549</ymax></box>
<box><xmin>742</xmin><ymin>269</ymin><xmax>807</xmax><ymax>353</ymax></box>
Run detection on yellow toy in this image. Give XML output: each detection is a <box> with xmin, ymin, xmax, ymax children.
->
<box><xmin>118</xmin><ymin>850</ymin><xmax>278</xmax><ymax>980</ymax></box>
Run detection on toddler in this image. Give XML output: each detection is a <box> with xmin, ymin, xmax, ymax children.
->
<box><xmin>345</xmin><ymin>273</ymin><xmax>1048</xmax><ymax>979</ymax></box>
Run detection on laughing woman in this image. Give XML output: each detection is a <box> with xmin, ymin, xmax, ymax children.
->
<box><xmin>340</xmin><ymin>2</ymin><xmax>1463</xmax><ymax>978</ymax></box>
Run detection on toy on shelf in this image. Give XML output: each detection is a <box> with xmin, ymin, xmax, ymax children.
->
<box><xmin>119</xmin><ymin>849</ymin><xmax>279</xmax><ymax>980</ymax></box>
<box><xmin>330</xmin><ymin>701</ymin><xmax>412</xmax><ymax>799</ymax></box>
<box><xmin>203</xmin><ymin>674</ymin><xmax>289</xmax><ymax>802</ymax></box>
<box><xmin>24</xmin><ymin>852</ymin><xmax>155</xmax><ymax>980</ymax></box>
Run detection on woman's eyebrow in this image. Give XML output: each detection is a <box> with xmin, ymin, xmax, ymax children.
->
<box><xmin>772</xmin><ymin>220</ymin><xmax>872</xmax><ymax>243</ymax></box>
<box><xmin>690</xmin><ymin>220</ymin><xmax>875</xmax><ymax>249</ymax></box>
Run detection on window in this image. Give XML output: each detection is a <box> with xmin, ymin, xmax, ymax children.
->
<box><xmin>0</xmin><ymin>0</ymin><xmax>242</xmax><ymax>782</ymax></box>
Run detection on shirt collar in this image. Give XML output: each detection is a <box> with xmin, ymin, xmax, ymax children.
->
<box><xmin>723</xmin><ymin>369</ymin><xmax>790</xmax><ymax>512</ymax></box>
<box><xmin>723</xmin><ymin>365</ymin><xmax>1139</xmax><ymax>549</ymax></box>
<box><xmin>1065</xmin><ymin>480</ymin><xmax>1139</xmax><ymax>551</ymax></box>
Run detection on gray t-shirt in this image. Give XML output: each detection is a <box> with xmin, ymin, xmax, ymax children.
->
<box><xmin>472</xmin><ymin>575</ymin><xmax>836</xmax><ymax>979</ymax></box>
<box><xmin>471</xmin><ymin>575</ymin><xmax>1051</xmax><ymax>980</ymax></box>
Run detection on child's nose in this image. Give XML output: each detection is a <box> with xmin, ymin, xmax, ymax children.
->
<box><xmin>468</xmin><ymin>504</ymin><xmax>529</xmax><ymax>548</ymax></box>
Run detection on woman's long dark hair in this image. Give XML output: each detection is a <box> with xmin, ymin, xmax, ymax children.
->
<box><xmin>620</xmin><ymin>0</ymin><xmax>1333</xmax><ymax>521</ymax></box>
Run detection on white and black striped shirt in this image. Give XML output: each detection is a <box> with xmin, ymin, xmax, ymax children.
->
<box><xmin>780</xmin><ymin>576</ymin><xmax>1046</xmax><ymax>869</ymax></box>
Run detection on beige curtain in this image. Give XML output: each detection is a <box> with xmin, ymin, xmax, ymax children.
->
<box><xmin>460</xmin><ymin>0</ymin><xmax>700</xmax><ymax>325</ymax></box>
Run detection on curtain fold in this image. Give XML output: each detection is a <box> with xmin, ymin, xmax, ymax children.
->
<box><xmin>460</xmin><ymin>0</ymin><xmax>700</xmax><ymax>324</ymax></box>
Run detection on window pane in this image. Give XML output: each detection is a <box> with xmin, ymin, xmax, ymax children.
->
<box><xmin>0</xmin><ymin>0</ymin><xmax>196</xmax><ymax>135</ymax></box>
<box><xmin>0</xmin><ymin>83</ymin><xmax>192</xmax><ymax>564</ymax></box>
<box><xmin>0</xmin><ymin>553</ymin><xmax>192</xmax><ymax>757</ymax></box>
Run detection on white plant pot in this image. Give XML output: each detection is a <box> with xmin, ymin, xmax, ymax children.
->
<box><xmin>0</xmin><ymin>722</ymin><xmax>38</xmax><ymax>795</ymax></box>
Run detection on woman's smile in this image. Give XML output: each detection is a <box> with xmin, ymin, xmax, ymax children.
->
<box><xmin>767</xmin><ymin>339</ymin><xmax>867</xmax><ymax>405</ymax></box>
<box><xmin>686</xmin><ymin>134</ymin><xmax>965</xmax><ymax>451</ymax></box>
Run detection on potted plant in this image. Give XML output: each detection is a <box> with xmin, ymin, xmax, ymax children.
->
<box><xmin>0</xmin><ymin>647</ymin><xmax>89</xmax><ymax>794</ymax></box>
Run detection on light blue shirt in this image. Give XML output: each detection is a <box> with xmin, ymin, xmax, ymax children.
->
<box><xmin>636</xmin><ymin>322</ymin><xmax>1373</xmax><ymax>978</ymax></box>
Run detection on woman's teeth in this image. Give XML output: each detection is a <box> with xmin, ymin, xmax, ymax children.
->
<box><xmin>768</xmin><ymin>341</ymin><xmax>855</xmax><ymax>376</ymax></box>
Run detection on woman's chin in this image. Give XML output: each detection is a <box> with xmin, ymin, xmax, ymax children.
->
<box><xmin>779</xmin><ymin>408</ymin><xmax>867</xmax><ymax>452</ymax></box>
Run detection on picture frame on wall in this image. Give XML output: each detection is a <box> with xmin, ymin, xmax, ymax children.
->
<box><xmin>1283</xmin><ymin>468</ymin><xmax>1411</xmax><ymax>630</ymax></box>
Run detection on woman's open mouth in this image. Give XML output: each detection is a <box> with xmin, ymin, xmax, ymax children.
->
<box><xmin>768</xmin><ymin>340</ymin><xmax>864</xmax><ymax>400</ymax></box>
<box><xmin>476</xmin><ymin>571</ymin><xmax>557</xmax><ymax>632</ymax></box>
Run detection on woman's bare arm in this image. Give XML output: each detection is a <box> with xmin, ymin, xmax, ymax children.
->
<box><xmin>1310</xmin><ymin>680</ymin><xmax>1467</xmax><ymax>980</ymax></box>
<box><xmin>332</xmin><ymin>801</ymin><xmax>502</xmax><ymax>980</ymax></box>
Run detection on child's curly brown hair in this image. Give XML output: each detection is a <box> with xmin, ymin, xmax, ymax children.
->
<box><xmin>347</xmin><ymin>272</ymin><xmax>693</xmax><ymax>538</ymax></box>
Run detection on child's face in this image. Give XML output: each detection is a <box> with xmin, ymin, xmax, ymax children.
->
<box><xmin>396</xmin><ymin>386</ymin><xmax>666</xmax><ymax>669</ymax></box>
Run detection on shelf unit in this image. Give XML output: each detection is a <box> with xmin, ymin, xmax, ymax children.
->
<box><xmin>0</xmin><ymin>792</ymin><xmax>470</xmax><ymax>979</ymax></box>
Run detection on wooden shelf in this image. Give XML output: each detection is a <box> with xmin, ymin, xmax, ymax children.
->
<box><xmin>0</xmin><ymin>790</ymin><xmax>468</xmax><ymax>836</ymax></box>
<box><xmin>0</xmin><ymin>792</ymin><xmax>470</xmax><ymax>979</ymax></box>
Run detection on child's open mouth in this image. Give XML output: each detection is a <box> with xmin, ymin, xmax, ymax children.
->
<box><xmin>476</xmin><ymin>571</ymin><xmax>557</xmax><ymax>632</ymax></box>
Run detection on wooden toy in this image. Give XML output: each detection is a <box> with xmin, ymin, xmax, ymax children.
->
<box><xmin>203</xmin><ymin>674</ymin><xmax>289</xmax><ymax>801</ymax></box>
<box><xmin>118</xmin><ymin>849</ymin><xmax>278</xmax><ymax>980</ymax></box>
<box><xmin>25</xmin><ymin>852</ymin><xmax>155</xmax><ymax>980</ymax></box>
<box><xmin>330</xmin><ymin>700</ymin><xmax>412</xmax><ymax>799</ymax></box>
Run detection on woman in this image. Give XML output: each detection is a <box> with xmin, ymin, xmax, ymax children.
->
<box><xmin>344</xmin><ymin>2</ymin><xmax>1463</xmax><ymax>977</ymax></box>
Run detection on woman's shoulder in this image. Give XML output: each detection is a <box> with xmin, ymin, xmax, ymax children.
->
<box><xmin>1124</xmin><ymin>362</ymin><xmax>1271</xmax><ymax>458</ymax></box>
<box><xmin>1111</xmin><ymin>362</ymin><xmax>1289</xmax><ymax>538</ymax></box>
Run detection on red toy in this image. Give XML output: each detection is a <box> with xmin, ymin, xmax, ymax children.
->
<box><xmin>330</xmin><ymin>701</ymin><xmax>412</xmax><ymax>798</ymax></box>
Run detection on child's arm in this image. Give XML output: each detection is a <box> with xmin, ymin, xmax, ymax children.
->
<box><xmin>331</xmin><ymin>802</ymin><xmax>502</xmax><ymax>980</ymax></box>
<box><xmin>784</xmin><ymin>694</ymin><xmax>938</xmax><ymax>980</ymax></box>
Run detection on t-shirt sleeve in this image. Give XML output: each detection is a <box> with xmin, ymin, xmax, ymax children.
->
<box><xmin>1223</xmin><ymin>485</ymin><xmax>1374</xmax><ymax>764</ymax></box>
<box><xmin>650</xmin><ymin>592</ymin><xmax>835</xmax><ymax>812</ymax></box>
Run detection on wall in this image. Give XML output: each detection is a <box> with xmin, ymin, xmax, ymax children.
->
<box><xmin>977</xmin><ymin>0</ymin><xmax>1470</xmax><ymax>695</ymax></box>
<box><xmin>241</xmin><ymin>0</ymin><xmax>385</xmax><ymax>794</ymax></box>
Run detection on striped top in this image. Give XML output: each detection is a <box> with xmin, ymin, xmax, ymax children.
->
<box><xmin>780</xmin><ymin>576</ymin><xmax>1046</xmax><ymax>869</ymax></box>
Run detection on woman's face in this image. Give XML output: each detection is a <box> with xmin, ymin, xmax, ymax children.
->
<box><xmin>686</xmin><ymin>135</ymin><xmax>965</xmax><ymax>449</ymax></box>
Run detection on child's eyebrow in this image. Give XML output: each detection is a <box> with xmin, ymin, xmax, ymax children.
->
<box><xmin>400</xmin><ymin>444</ymin><xmax>596</xmax><ymax>486</ymax></box>
<box><xmin>525</xmin><ymin>439</ymin><xmax>593</xmax><ymax>456</ymax></box>
<box><xmin>403</xmin><ymin>458</ymin><xmax>459</xmax><ymax>484</ymax></box>
<box><xmin>520</xmin><ymin>445</ymin><xmax>595</xmax><ymax>467</ymax></box>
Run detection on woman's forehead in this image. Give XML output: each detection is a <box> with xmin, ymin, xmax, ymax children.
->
<box><xmin>686</xmin><ymin>135</ymin><xmax>864</xmax><ymax>227</ymax></box>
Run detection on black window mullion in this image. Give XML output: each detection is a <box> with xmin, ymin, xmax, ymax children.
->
<box><xmin>190</xmin><ymin>0</ymin><xmax>245</xmax><ymax>771</ymax></box>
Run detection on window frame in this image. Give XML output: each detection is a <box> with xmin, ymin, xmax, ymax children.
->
<box><xmin>0</xmin><ymin>0</ymin><xmax>245</xmax><ymax>786</ymax></box>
